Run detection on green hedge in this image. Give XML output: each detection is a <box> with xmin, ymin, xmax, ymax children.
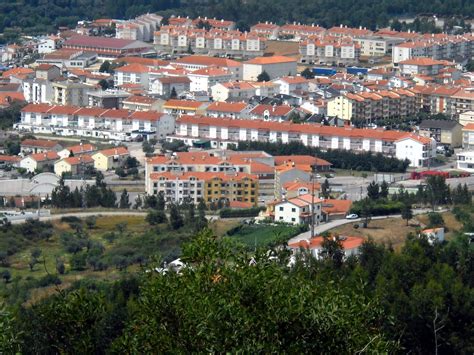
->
<box><xmin>350</xmin><ymin>200</ymin><xmax>404</xmax><ymax>216</ymax></box>
<box><xmin>219</xmin><ymin>207</ymin><xmax>265</xmax><ymax>218</ymax></box>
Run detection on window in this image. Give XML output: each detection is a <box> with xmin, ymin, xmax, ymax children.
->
<box><xmin>279</xmin><ymin>207</ymin><xmax>284</xmax><ymax>211</ymax></box>
<box><xmin>291</xmin><ymin>218</ymin><xmax>296</xmax><ymax>222</ymax></box>
<box><xmin>291</xmin><ymin>208</ymin><xmax>296</xmax><ymax>212</ymax></box>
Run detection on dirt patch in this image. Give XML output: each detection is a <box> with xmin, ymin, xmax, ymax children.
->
<box><xmin>264</xmin><ymin>40</ymin><xmax>300</xmax><ymax>58</ymax></box>
<box><xmin>330</xmin><ymin>217</ymin><xmax>423</xmax><ymax>250</ymax></box>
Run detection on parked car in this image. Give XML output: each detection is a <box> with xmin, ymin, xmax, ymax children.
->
<box><xmin>345</xmin><ymin>214</ymin><xmax>359</xmax><ymax>219</ymax></box>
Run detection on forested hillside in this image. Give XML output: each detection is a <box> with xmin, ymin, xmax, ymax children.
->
<box><xmin>0</xmin><ymin>0</ymin><xmax>473</xmax><ymax>35</ymax></box>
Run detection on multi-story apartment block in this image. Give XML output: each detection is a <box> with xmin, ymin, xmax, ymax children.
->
<box><xmin>413</xmin><ymin>86</ymin><xmax>474</xmax><ymax>118</ymax></box>
<box><xmin>205</xmin><ymin>101</ymin><xmax>252</xmax><ymax>119</ymax></box>
<box><xmin>192</xmin><ymin>17</ymin><xmax>236</xmax><ymax>31</ymax></box>
<box><xmin>461</xmin><ymin>123</ymin><xmax>474</xmax><ymax>149</ymax></box>
<box><xmin>210</xmin><ymin>81</ymin><xmax>257</xmax><ymax>102</ymax></box>
<box><xmin>392</xmin><ymin>33</ymin><xmax>474</xmax><ymax>64</ymax></box>
<box><xmin>398</xmin><ymin>57</ymin><xmax>448</xmax><ymax>76</ymax></box>
<box><xmin>327</xmin><ymin>89</ymin><xmax>418</xmax><ymax>122</ymax></box>
<box><xmin>250</xmin><ymin>22</ymin><xmax>280</xmax><ymax>39</ymax></box>
<box><xmin>170</xmin><ymin>55</ymin><xmax>243</xmax><ymax>81</ymax></box>
<box><xmin>154</xmin><ymin>26</ymin><xmax>266</xmax><ymax>58</ymax></box>
<box><xmin>456</xmin><ymin>150</ymin><xmax>474</xmax><ymax>173</ymax></box>
<box><xmin>17</xmin><ymin>104</ymin><xmax>175</xmax><ymax>141</ymax></box>
<box><xmin>299</xmin><ymin>36</ymin><xmax>361</xmax><ymax>65</ymax></box>
<box><xmin>116</xmin><ymin>13</ymin><xmax>163</xmax><ymax>42</ymax></box>
<box><xmin>279</xmin><ymin>23</ymin><xmax>325</xmax><ymax>40</ymax></box>
<box><xmin>52</xmin><ymin>80</ymin><xmax>98</xmax><ymax>107</ymax></box>
<box><xmin>147</xmin><ymin>171</ymin><xmax>258</xmax><ymax>206</ymax></box>
<box><xmin>167</xmin><ymin>115</ymin><xmax>436</xmax><ymax>167</ymax></box>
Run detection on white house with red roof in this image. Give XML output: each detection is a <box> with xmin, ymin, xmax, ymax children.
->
<box><xmin>249</xmin><ymin>104</ymin><xmax>295</xmax><ymax>121</ymax></box>
<box><xmin>58</xmin><ymin>143</ymin><xmax>97</xmax><ymax>159</ymax></box>
<box><xmin>20</xmin><ymin>151</ymin><xmax>60</xmax><ymax>172</ymax></box>
<box><xmin>273</xmin><ymin>76</ymin><xmax>309</xmax><ymax>95</ymax></box>
<box><xmin>210</xmin><ymin>81</ymin><xmax>257</xmax><ymax>102</ymax></box>
<box><xmin>114</xmin><ymin>63</ymin><xmax>151</xmax><ymax>89</ymax></box>
<box><xmin>394</xmin><ymin>133</ymin><xmax>436</xmax><ymax>167</ymax></box>
<box><xmin>188</xmin><ymin>67</ymin><xmax>233</xmax><ymax>93</ymax></box>
<box><xmin>274</xmin><ymin>193</ymin><xmax>322</xmax><ymax>225</ymax></box>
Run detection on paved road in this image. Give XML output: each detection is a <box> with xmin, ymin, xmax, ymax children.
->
<box><xmin>288</xmin><ymin>208</ymin><xmax>440</xmax><ymax>244</ymax></box>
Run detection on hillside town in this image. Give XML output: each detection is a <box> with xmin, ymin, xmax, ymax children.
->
<box><xmin>0</xmin><ymin>2</ymin><xmax>473</xmax><ymax>352</ymax></box>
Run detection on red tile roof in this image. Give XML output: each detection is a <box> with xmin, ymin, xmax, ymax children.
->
<box><xmin>63</xmin><ymin>143</ymin><xmax>96</xmax><ymax>154</ymax></box>
<box><xmin>28</xmin><ymin>151</ymin><xmax>60</xmax><ymax>162</ymax></box>
<box><xmin>207</xmin><ymin>101</ymin><xmax>248</xmax><ymax>113</ymax></box>
<box><xmin>274</xmin><ymin>155</ymin><xmax>331</xmax><ymax>166</ymax></box>
<box><xmin>21</xmin><ymin>139</ymin><xmax>60</xmax><ymax>148</ymax></box>
<box><xmin>95</xmin><ymin>147</ymin><xmax>129</xmax><ymax>157</ymax></box>
<box><xmin>245</xmin><ymin>55</ymin><xmax>297</xmax><ymax>65</ymax></box>
<box><xmin>176</xmin><ymin>115</ymin><xmax>411</xmax><ymax>142</ymax></box>
<box><xmin>288</xmin><ymin>235</ymin><xmax>364</xmax><ymax>250</ymax></box>
<box><xmin>172</xmin><ymin>55</ymin><xmax>241</xmax><ymax>68</ymax></box>
<box><xmin>322</xmin><ymin>199</ymin><xmax>352</xmax><ymax>215</ymax></box>
<box><xmin>130</xmin><ymin>110</ymin><xmax>164</xmax><ymax>121</ymax></box>
<box><xmin>250</xmin><ymin>104</ymin><xmax>293</xmax><ymax>117</ymax></box>
<box><xmin>61</xmin><ymin>155</ymin><xmax>94</xmax><ymax>165</ymax></box>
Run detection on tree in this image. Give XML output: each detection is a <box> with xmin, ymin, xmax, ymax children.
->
<box><xmin>360</xmin><ymin>198</ymin><xmax>373</xmax><ymax>227</ymax></box>
<box><xmin>185</xmin><ymin>200</ymin><xmax>195</xmax><ymax>226</ymax></box>
<box><xmin>170</xmin><ymin>86</ymin><xmax>178</xmax><ymax>99</ymax></box>
<box><xmin>134</xmin><ymin>195</ymin><xmax>142</xmax><ymax>209</ymax></box>
<box><xmin>380</xmin><ymin>180</ymin><xmax>389</xmax><ymax>199</ymax></box>
<box><xmin>85</xmin><ymin>216</ymin><xmax>97</xmax><ymax>230</ymax></box>
<box><xmin>320</xmin><ymin>234</ymin><xmax>344</xmax><ymax>267</ymax></box>
<box><xmin>146</xmin><ymin>210</ymin><xmax>167</xmax><ymax>225</ymax></box>
<box><xmin>119</xmin><ymin>189</ymin><xmax>131</xmax><ymax>209</ymax></box>
<box><xmin>156</xmin><ymin>192</ymin><xmax>166</xmax><ymax>211</ymax></box>
<box><xmin>169</xmin><ymin>203</ymin><xmax>184</xmax><ymax>230</ymax></box>
<box><xmin>367</xmin><ymin>181</ymin><xmax>380</xmax><ymax>200</ymax></box>
<box><xmin>142</xmin><ymin>141</ymin><xmax>154</xmax><ymax>154</ymax></box>
<box><xmin>401</xmin><ymin>203</ymin><xmax>413</xmax><ymax>226</ymax></box>
<box><xmin>1</xmin><ymin>270</ymin><xmax>11</xmax><ymax>283</ymax></box>
<box><xmin>99</xmin><ymin>60</ymin><xmax>111</xmax><ymax>73</ymax></box>
<box><xmin>301</xmin><ymin>67</ymin><xmax>315</xmax><ymax>79</ymax></box>
<box><xmin>425</xmin><ymin>176</ymin><xmax>450</xmax><ymax>210</ymax></box>
<box><xmin>99</xmin><ymin>79</ymin><xmax>109</xmax><ymax>90</ymax></box>
<box><xmin>196</xmin><ymin>199</ymin><xmax>208</xmax><ymax>231</ymax></box>
<box><xmin>56</xmin><ymin>258</ymin><xmax>66</xmax><ymax>275</ymax></box>
<box><xmin>257</xmin><ymin>70</ymin><xmax>270</xmax><ymax>82</ymax></box>
<box><xmin>428</xmin><ymin>212</ymin><xmax>444</xmax><ymax>228</ymax></box>
<box><xmin>321</xmin><ymin>178</ymin><xmax>331</xmax><ymax>199</ymax></box>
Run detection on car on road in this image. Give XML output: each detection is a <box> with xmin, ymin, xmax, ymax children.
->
<box><xmin>345</xmin><ymin>213</ymin><xmax>359</xmax><ymax>219</ymax></box>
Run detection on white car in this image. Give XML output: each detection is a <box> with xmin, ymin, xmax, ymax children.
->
<box><xmin>345</xmin><ymin>214</ymin><xmax>359</xmax><ymax>219</ymax></box>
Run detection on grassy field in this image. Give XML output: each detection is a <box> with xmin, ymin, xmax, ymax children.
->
<box><xmin>330</xmin><ymin>211</ymin><xmax>465</xmax><ymax>250</ymax></box>
<box><xmin>226</xmin><ymin>224</ymin><xmax>305</xmax><ymax>248</ymax></box>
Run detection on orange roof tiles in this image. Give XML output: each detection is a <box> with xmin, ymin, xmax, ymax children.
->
<box><xmin>28</xmin><ymin>151</ymin><xmax>60</xmax><ymax>162</ymax></box>
<box><xmin>21</xmin><ymin>139</ymin><xmax>60</xmax><ymax>148</ymax></box>
<box><xmin>115</xmin><ymin>63</ymin><xmax>151</xmax><ymax>73</ymax></box>
<box><xmin>399</xmin><ymin>57</ymin><xmax>446</xmax><ymax>66</ymax></box>
<box><xmin>64</xmin><ymin>143</ymin><xmax>96</xmax><ymax>154</ymax></box>
<box><xmin>274</xmin><ymin>155</ymin><xmax>331</xmax><ymax>166</ymax></box>
<box><xmin>462</xmin><ymin>123</ymin><xmax>474</xmax><ymax>131</ymax></box>
<box><xmin>172</xmin><ymin>55</ymin><xmax>241</xmax><ymax>68</ymax></box>
<box><xmin>0</xmin><ymin>155</ymin><xmax>21</xmax><ymax>163</ymax></box>
<box><xmin>2</xmin><ymin>67</ymin><xmax>34</xmax><ymax>78</ymax></box>
<box><xmin>245</xmin><ymin>55</ymin><xmax>297</xmax><ymax>65</ymax></box>
<box><xmin>62</xmin><ymin>155</ymin><xmax>94</xmax><ymax>165</ymax></box>
<box><xmin>176</xmin><ymin>115</ymin><xmax>412</xmax><ymax>142</ymax></box>
<box><xmin>288</xmin><ymin>235</ymin><xmax>364</xmax><ymax>250</ymax></box>
<box><xmin>207</xmin><ymin>101</ymin><xmax>248</xmax><ymax>113</ymax></box>
<box><xmin>164</xmin><ymin>99</ymin><xmax>205</xmax><ymax>110</ymax></box>
<box><xmin>130</xmin><ymin>111</ymin><xmax>164</xmax><ymax>121</ymax></box>
<box><xmin>96</xmin><ymin>147</ymin><xmax>129</xmax><ymax>157</ymax></box>
<box><xmin>322</xmin><ymin>199</ymin><xmax>352</xmax><ymax>215</ymax></box>
<box><xmin>250</xmin><ymin>104</ymin><xmax>293</xmax><ymax>117</ymax></box>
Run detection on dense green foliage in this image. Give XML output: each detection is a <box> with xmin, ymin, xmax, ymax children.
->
<box><xmin>237</xmin><ymin>141</ymin><xmax>410</xmax><ymax>172</ymax></box>
<box><xmin>226</xmin><ymin>223</ymin><xmax>307</xmax><ymax>247</ymax></box>
<box><xmin>1</xmin><ymin>224</ymin><xmax>473</xmax><ymax>353</ymax></box>
<box><xmin>219</xmin><ymin>206</ymin><xmax>264</xmax><ymax>218</ymax></box>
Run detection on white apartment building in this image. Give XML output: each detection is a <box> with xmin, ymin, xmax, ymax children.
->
<box><xmin>456</xmin><ymin>151</ymin><xmax>474</xmax><ymax>173</ymax></box>
<box><xmin>17</xmin><ymin>104</ymin><xmax>175</xmax><ymax>141</ymax></box>
<box><xmin>114</xmin><ymin>63</ymin><xmax>151</xmax><ymax>89</ymax></box>
<box><xmin>394</xmin><ymin>134</ymin><xmax>437</xmax><ymax>168</ymax></box>
<box><xmin>299</xmin><ymin>37</ymin><xmax>361</xmax><ymax>65</ymax></box>
<box><xmin>167</xmin><ymin>115</ymin><xmax>436</xmax><ymax>167</ymax></box>
<box><xmin>188</xmin><ymin>67</ymin><xmax>233</xmax><ymax>93</ymax></box>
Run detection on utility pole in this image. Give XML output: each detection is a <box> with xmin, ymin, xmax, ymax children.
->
<box><xmin>311</xmin><ymin>173</ymin><xmax>314</xmax><ymax>237</ymax></box>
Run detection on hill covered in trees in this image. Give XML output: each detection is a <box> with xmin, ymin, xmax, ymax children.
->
<box><xmin>0</xmin><ymin>0</ymin><xmax>473</xmax><ymax>36</ymax></box>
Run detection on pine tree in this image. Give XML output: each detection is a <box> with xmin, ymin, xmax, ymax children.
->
<box><xmin>196</xmin><ymin>198</ymin><xmax>207</xmax><ymax>231</ymax></box>
<box><xmin>119</xmin><ymin>189</ymin><xmax>131</xmax><ymax>209</ymax></box>
<box><xmin>157</xmin><ymin>192</ymin><xmax>166</xmax><ymax>211</ymax></box>
<box><xmin>401</xmin><ymin>203</ymin><xmax>413</xmax><ymax>226</ymax></box>
<box><xmin>380</xmin><ymin>181</ymin><xmax>389</xmax><ymax>199</ymax></box>
<box><xmin>321</xmin><ymin>178</ymin><xmax>331</xmax><ymax>199</ymax></box>
<box><xmin>367</xmin><ymin>181</ymin><xmax>380</xmax><ymax>200</ymax></box>
<box><xmin>257</xmin><ymin>70</ymin><xmax>270</xmax><ymax>82</ymax></box>
<box><xmin>169</xmin><ymin>203</ymin><xmax>183</xmax><ymax>230</ymax></box>
<box><xmin>185</xmin><ymin>200</ymin><xmax>195</xmax><ymax>226</ymax></box>
<box><xmin>170</xmin><ymin>87</ymin><xmax>178</xmax><ymax>99</ymax></box>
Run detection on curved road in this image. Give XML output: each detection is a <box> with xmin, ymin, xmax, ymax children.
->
<box><xmin>288</xmin><ymin>208</ymin><xmax>442</xmax><ymax>244</ymax></box>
